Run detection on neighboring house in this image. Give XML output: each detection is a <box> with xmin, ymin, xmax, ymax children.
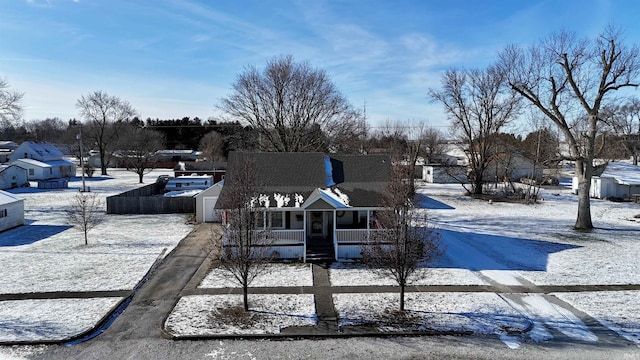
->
<box><xmin>0</xmin><ymin>190</ymin><xmax>24</xmax><ymax>232</ymax></box>
<box><xmin>165</xmin><ymin>175</ymin><xmax>214</xmax><ymax>191</ymax></box>
<box><xmin>0</xmin><ymin>164</ymin><xmax>29</xmax><ymax>189</ymax></box>
<box><xmin>573</xmin><ymin>162</ymin><xmax>640</xmax><ymax>200</ymax></box>
<box><xmin>10</xmin><ymin>142</ymin><xmax>76</xmax><ymax>180</ymax></box>
<box><xmin>174</xmin><ymin>161</ymin><xmax>226</xmax><ymax>183</ymax></box>
<box><xmin>215</xmin><ymin>151</ymin><xmax>391</xmax><ymax>262</ymax></box>
<box><xmin>484</xmin><ymin>150</ymin><xmax>543</xmax><ymax>182</ymax></box>
<box><xmin>195</xmin><ymin>180</ymin><xmax>224</xmax><ymax>223</ymax></box>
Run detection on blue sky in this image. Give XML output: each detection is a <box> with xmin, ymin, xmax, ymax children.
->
<box><xmin>1</xmin><ymin>0</ymin><xmax>638</xmax><ymax>129</ymax></box>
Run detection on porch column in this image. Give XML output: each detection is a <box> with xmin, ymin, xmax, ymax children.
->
<box><xmin>333</xmin><ymin>210</ymin><xmax>338</xmax><ymax>260</ymax></box>
<box><xmin>302</xmin><ymin>210</ymin><xmax>307</xmax><ymax>262</ymax></box>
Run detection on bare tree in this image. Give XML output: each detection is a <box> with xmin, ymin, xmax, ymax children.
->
<box><xmin>499</xmin><ymin>26</ymin><xmax>640</xmax><ymax>230</ymax></box>
<box><xmin>429</xmin><ymin>66</ymin><xmax>521</xmax><ymax>195</ymax></box>
<box><xmin>219</xmin><ymin>55</ymin><xmax>363</xmax><ymax>152</ymax></box>
<box><xmin>199</xmin><ymin>131</ymin><xmax>226</xmax><ymax>162</ymax></box>
<box><xmin>118</xmin><ymin>124</ymin><xmax>166</xmax><ymax>183</ymax></box>
<box><xmin>361</xmin><ymin>165</ymin><xmax>441</xmax><ymax>311</ymax></box>
<box><xmin>0</xmin><ymin>78</ymin><xmax>23</xmax><ymax>127</ymax></box>
<box><xmin>608</xmin><ymin>98</ymin><xmax>640</xmax><ymax>165</ymax></box>
<box><xmin>218</xmin><ymin>154</ymin><xmax>275</xmax><ymax>311</ymax></box>
<box><xmin>76</xmin><ymin>91</ymin><xmax>137</xmax><ymax>175</ymax></box>
<box><xmin>423</xmin><ymin>127</ymin><xmax>446</xmax><ymax>164</ymax></box>
<box><xmin>67</xmin><ymin>192</ymin><xmax>104</xmax><ymax>245</ymax></box>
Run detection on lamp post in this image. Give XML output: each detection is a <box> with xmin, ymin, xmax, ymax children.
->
<box><xmin>76</xmin><ymin>124</ymin><xmax>86</xmax><ymax>192</ymax></box>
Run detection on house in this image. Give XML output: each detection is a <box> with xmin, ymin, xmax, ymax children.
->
<box><xmin>10</xmin><ymin>142</ymin><xmax>76</xmax><ymax>180</ymax></box>
<box><xmin>194</xmin><ymin>180</ymin><xmax>224</xmax><ymax>223</ymax></box>
<box><xmin>164</xmin><ymin>175</ymin><xmax>214</xmax><ymax>191</ymax></box>
<box><xmin>484</xmin><ymin>149</ymin><xmax>543</xmax><ymax>182</ymax></box>
<box><xmin>573</xmin><ymin>162</ymin><xmax>640</xmax><ymax>200</ymax></box>
<box><xmin>0</xmin><ymin>164</ymin><xmax>29</xmax><ymax>190</ymax></box>
<box><xmin>215</xmin><ymin>151</ymin><xmax>391</xmax><ymax>262</ymax></box>
<box><xmin>0</xmin><ymin>190</ymin><xmax>24</xmax><ymax>232</ymax></box>
<box><xmin>174</xmin><ymin>161</ymin><xmax>226</xmax><ymax>183</ymax></box>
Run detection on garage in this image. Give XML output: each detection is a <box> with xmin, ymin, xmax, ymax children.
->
<box><xmin>195</xmin><ymin>181</ymin><xmax>223</xmax><ymax>223</ymax></box>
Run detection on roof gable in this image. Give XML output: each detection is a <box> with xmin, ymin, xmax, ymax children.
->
<box><xmin>11</xmin><ymin>142</ymin><xmax>64</xmax><ymax>162</ymax></box>
<box><xmin>601</xmin><ymin>162</ymin><xmax>640</xmax><ymax>185</ymax></box>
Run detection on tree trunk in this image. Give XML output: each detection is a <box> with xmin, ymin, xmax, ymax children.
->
<box><xmin>574</xmin><ymin>160</ymin><xmax>594</xmax><ymax>230</ymax></box>
<box><xmin>100</xmin><ymin>152</ymin><xmax>108</xmax><ymax>176</ymax></box>
<box><xmin>399</xmin><ymin>283</ymin><xmax>405</xmax><ymax>311</ymax></box>
<box><xmin>138</xmin><ymin>172</ymin><xmax>144</xmax><ymax>183</ymax></box>
<box><xmin>243</xmin><ymin>284</ymin><xmax>249</xmax><ymax>311</ymax></box>
<box><xmin>473</xmin><ymin>176</ymin><xmax>483</xmax><ymax>195</ymax></box>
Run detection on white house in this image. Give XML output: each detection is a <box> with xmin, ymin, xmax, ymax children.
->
<box><xmin>194</xmin><ymin>180</ymin><xmax>223</xmax><ymax>223</ymax></box>
<box><xmin>0</xmin><ymin>190</ymin><xmax>24</xmax><ymax>232</ymax></box>
<box><xmin>165</xmin><ymin>175</ymin><xmax>214</xmax><ymax>192</ymax></box>
<box><xmin>10</xmin><ymin>142</ymin><xmax>76</xmax><ymax>180</ymax></box>
<box><xmin>216</xmin><ymin>152</ymin><xmax>391</xmax><ymax>262</ymax></box>
<box><xmin>573</xmin><ymin>162</ymin><xmax>640</xmax><ymax>200</ymax></box>
<box><xmin>0</xmin><ymin>164</ymin><xmax>29</xmax><ymax>190</ymax></box>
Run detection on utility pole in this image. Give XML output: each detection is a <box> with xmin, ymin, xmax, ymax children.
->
<box><xmin>77</xmin><ymin>124</ymin><xmax>86</xmax><ymax>192</ymax></box>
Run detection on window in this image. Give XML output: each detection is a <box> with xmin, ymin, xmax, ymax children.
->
<box><xmin>270</xmin><ymin>211</ymin><xmax>284</xmax><ymax>228</ymax></box>
<box><xmin>0</xmin><ymin>209</ymin><xmax>7</xmax><ymax>218</ymax></box>
<box><xmin>29</xmin><ymin>169</ymin><xmax>34</xmax><ymax>176</ymax></box>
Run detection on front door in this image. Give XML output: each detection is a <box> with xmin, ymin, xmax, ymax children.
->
<box><xmin>307</xmin><ymin>211</ymin><xmax>325</xmax><ymax>237</ymax></box>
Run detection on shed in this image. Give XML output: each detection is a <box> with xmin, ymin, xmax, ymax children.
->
<box><xmin>0</xmin><ymin>190</ymin><xmax>24</xmax><ymax>232</ymax></box>
<box><xmin>194</xmin><ymin>180</ymin><xmax>224</xmax><ymax>223</ymax></box>
<box><xmin>573</xmin><ymin>162</ymin><xmax>640</xmax><ymax>200</ymax></box>
<box><xmin>0</xmin><ymin>164</ymin><xmax>29</xmax><ymax>190</ymax></box>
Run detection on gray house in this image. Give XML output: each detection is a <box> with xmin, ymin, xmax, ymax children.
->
<box><xmin>215</xmin><ymin>152</ymin><xmax>391</xmax><ymax>262</ymax></box>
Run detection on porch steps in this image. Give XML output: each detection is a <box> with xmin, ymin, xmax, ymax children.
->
<box><xmin>305</xmin><ymin>244</ymin><xmax>334</xmax><ymax>264</ymax></box>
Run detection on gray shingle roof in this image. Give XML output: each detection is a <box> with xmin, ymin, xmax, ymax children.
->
<box><xmin>216</xmin><ymin>152</ymin><xmax>391</xmax><ymax>209</ymax></box>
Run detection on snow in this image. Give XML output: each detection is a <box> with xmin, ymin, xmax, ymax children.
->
<box><xmin>163</xmin><ymin>189</ymin><xmax>201</xmax><ymax>197</ymax></box>
<box><xmin>0</xmin><ymin>298</ymin><xmax>122</xmax><ymax>342</ymax></box>
<box><xmin>164</xmin><ymin>294</ymin><xmax>316</xmax><ymax>336</ymax></box>
<box><xmin>330</xmin><ymin>263</ymin><xmax>487</xmax><ymax>286</ymax></box>
<box><xmin>333</xmin><ymin>292</ymin><xmax>529</xmax><ymax>334</ymax></box>
<box><xmin>4</xmin><ymin>177</ymin><xmax>640</xmax><ymax>346</ymax></box>
<box><xmin>199</xmin><ymin>264</ymin><xmax>313</xmax><ymax>288</ymax></box>
<box><xmin>0</xmin><ymin>170</ymin><xmax>193</xmax><ymax>294</ymax></box>
<box><xmin>0</xmin><ymin>169</ymin><xmax>193</xmax><ymax>342</ymax></box>
<box><xmin>554</xmin><ymin>291</ymin><xmax>640</xmax><ymax>346</ymax></box>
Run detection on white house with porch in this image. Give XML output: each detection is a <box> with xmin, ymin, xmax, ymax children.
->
<box><xmin>215</xmin><ymin>152</ymin><xmax>391</xmax><ymax>263</ymax></box>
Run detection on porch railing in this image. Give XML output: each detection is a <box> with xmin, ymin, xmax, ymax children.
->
<box><xmin>335</xmin><ymin>229</ymin><xmax>390</xmax><ymax>243</ymax></box>
<box><xmin>222</xmin><ymin>229</ymin><xmax>304</xmax><ymax>246</ymax></box>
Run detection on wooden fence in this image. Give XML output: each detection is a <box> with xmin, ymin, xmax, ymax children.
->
<box><xmin>106</xmin><ymin>183</ymin><xmax>195</xmax><ymax>214</ymax></box>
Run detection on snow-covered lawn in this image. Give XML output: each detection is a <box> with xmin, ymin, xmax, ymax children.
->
<box><xmin>0</xmin><ymin>298</ymin><xmax>122</xmax><ymax>342</ymax></box>
<box><xmin>330</xmin><ymin>263</ymin><xmax>487</xmax><ymax>286</ymax></box>
<box><xmin>165</xmin><ymin>294</ymin><xmax>316</xmax><ymax>336</ymax></box>
<box><xmin>0</xmin><ymin>169</ymin><xmax>193</xmax><ymax>342</ymax></box>
<box><xmin>422</xmin><ymin>183</ymin><xmax>640</xmax><ymax>286</ymax></box>
<box><xmin>333</xmin><ymin>292</ymin><xmax>529</xmax><ymax>334</ymax></box>
<box><xmin>554</xmin><ymin>291</ymin><xmax>640</xmax><ymax>345</ymax></box>
<box><xmin>0</xmin><ymin>169</ymin><xmax>193</xmax><ymax>293</ymax></box>
<box><xmin>199</xmin><ymin>263</ymin><xmax>313</xmax><ymax>288</ymax></box>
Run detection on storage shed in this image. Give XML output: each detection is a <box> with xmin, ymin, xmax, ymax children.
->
<box><xmin>0</xmin><ymin>190</ymin><xmax>24</xmax><ymax>232</ymax></box>
<box><xmin>194</xmin><ymin>180</ymin><xmax>223</xmax><ymax>223</ymax></box>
